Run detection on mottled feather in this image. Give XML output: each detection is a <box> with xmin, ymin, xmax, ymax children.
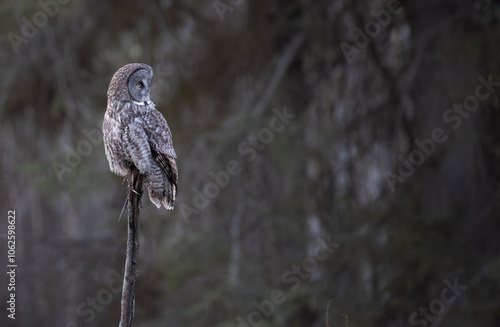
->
<box><xmin>103</xmin><ymin>63</ymin><xmax>178</xmax><ymax>210</ymax></box>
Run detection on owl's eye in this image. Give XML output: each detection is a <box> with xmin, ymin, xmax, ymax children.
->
<box><xmin>136</xmin><ymin>81</ymin><xmax>144</xmax><ymax>88</ymax></box>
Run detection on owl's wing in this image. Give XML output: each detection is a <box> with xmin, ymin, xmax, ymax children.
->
<box><xmin>144</xmin><ymin>108</ymin><xmax>177</xmax><ymax>158</ymax></box>
<box><xmin>144</xmin><ymin>108</ymin><xmax>178</xmax><ymax>188</ymax></box>
<box><xmin>152</xmin><ymin>150</ymin><xmax>178</xmax><ymax>190</ymax></box>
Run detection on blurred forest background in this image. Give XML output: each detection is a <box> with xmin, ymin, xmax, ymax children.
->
<box><xmin>1</xmin><ymin>0</ymin><xmax>500</xmax><ymax>326</ymax></box>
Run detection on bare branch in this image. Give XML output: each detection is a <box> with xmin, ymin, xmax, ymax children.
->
<box><xmin>119</xmin><ymin>170</ymin><xmax>144</xmax><ymax>327</ymax></box>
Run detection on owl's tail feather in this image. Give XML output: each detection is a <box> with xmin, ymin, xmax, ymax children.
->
<box><xmin>148</xmin><ymin>189</ymin><xmax>162</xmax><ymax>209</ymax></box>
<box><xmin>147</xmin><ymin>181</ymin><xmax>176</xmax><ymax>210</ymax></box>
<box><xmin>161</xmin><ymin>182</ymin><xmax>176</xmax><ymax>210</ymax></box>
<box><xmin>146</xmin><ymin>158</ymin><xmax>178</xmax><ymax>210</ymax></box>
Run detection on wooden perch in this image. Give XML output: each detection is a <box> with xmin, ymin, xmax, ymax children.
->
<box><xmin>119</xmin><ymin>169</ymin><xmax>144</xmax><ymax>327</ymax></box>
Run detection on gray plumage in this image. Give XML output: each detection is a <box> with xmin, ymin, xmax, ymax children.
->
<box><xmin>103</xmin><ymin>63</ymin><xmax>178</xmax><ymax>209</ymax></box>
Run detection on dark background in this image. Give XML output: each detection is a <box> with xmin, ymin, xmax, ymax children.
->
<box><xmin>1</xmin><ymin>0</ymin><xmax>500</xmax><ymax>326</ymax></box>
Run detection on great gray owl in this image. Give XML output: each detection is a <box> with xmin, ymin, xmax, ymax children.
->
<box><xmin>103</xmin><ymin>63</ymin><xmax>178</xmax><ymax>210</ymax></box>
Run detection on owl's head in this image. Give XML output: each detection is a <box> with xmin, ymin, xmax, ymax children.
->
<box><xmin>107</xmin><ymin>63</ymin><xmax>153</xmax><ymax>106</ymax></box>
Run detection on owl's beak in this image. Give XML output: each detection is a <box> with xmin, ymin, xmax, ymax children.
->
<box><xmin>144</xmin><ymin>93</ymin><xmax>152</xmax><ymax>105</ymax></box>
